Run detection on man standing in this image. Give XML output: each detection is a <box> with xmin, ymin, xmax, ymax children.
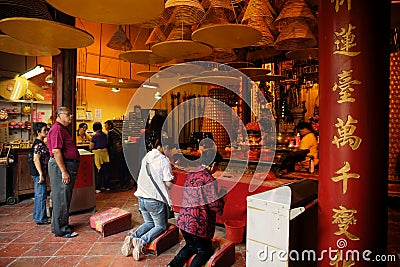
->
<box><xmin>104</xmin><ymin>120</ymin><xmax>130</xmax><ymax>189</ymax></box>
<box><xmin>47</xmin><ymin>107</ymin><xmax>79</xmax><ymax>238</ymax></box>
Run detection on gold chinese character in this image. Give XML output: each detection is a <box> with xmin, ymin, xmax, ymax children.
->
<box><xmin>333</xmin><ymin>24</ymin><xmax>361</xmax><ymax>56</ymax></box>
<box><xmin>332</xmin><ymin>70</ymin><xmax>361</xmax><ymax>103</ymax></box>
<box><xmin>331</xmin><ymin>162</ymin><xmax>360</xmax><ymax>194</ymax></box>
<box><xmin>329</xmin><ymin>251</ymin><xmax>356</xmax><ymax>267</ymax></box>
<box><xmin>330</xmin><ymin>0</ymin><xmax>352</xmax><ymax>12</ymax></box>
<box><xmin>332</xmin><ymin>205</ymin><xmax>359</xmax><ymax>240</ymax></box>
<box><xmin>332</xmin><ymin>115</ymin><xmax>362</xmax><ymax>150</ymax></box>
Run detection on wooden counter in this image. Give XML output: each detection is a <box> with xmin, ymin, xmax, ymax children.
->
<box><xmin>10</xmin><ymin>148</ymin><xmax>50</xmax><ymax>203</ymax></box>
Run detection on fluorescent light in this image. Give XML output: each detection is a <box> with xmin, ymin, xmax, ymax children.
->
<box><xmin>76</xmin><ymin>75</ymin><xmax>107</xmax><ymax>82</ymax></box>
<box><xmin>19</xmin><ymin>65</ymin><xmax>45</xmax><ymax>79</ymax></box>
<box><xmin>143</xmin><ymin>81</ymin><xmax>159</xmax><ymax>89</ymax></box>
<box><xmin>111</xmin><ymin>87</ymin><xmax>120</xmax><ymax>92</ymax></box>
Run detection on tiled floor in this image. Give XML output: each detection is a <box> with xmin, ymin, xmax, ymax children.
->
<box><xmin>0</xmin><ymin>188</ymin><xmax>245</xmax><ymax>267</ymax></box>
<box><xmin>0</xmin><ymin>188</ymin><xmax>399</xmax><ymax>267</ymax></box>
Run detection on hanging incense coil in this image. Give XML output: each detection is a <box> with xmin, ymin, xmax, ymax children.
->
<box><xmin>201</xmin><ymin>0</ymin><xmax>235</xmax><ymax>21</ymax></box>
<box><xmin>106</xmin><ymin>26</ymin><xmax>132</xmax><ymax>51</ymax></box>
<box><xmin>0</xmin><ymin>0</ymin><xmax>52</xmax><ymax>20</ymax></box>
<box><xmin>274</xmin><ymin>20</ymin><xmax>316</xmax><ymax>50</ymax></box>
<box><xmin>165</xmin><ymin>0</ymin><xmax>205</xmax><ymax>25</ymax></box>
<box><xmin>201</xmin><ymin>0</ymin><xmax>235</xmax><ymax>10</ymax></box>
<box><xmin>274</xmin><ymin>0</ymin><xmax>316</xmax><ymax>32</ymax></box>
<box><xmin>166</xmin><ymin>25</ymin><xmax>192</xmax><ymax>41</ymax></box>
<box><xmin>230</xmin><ymin>0</ymin><xmax>247</xmax><ymax>4</ymax></box>
<box><xmin>0</xmin><ymin>0</ymin><xmax>93</xmax><ymax>49</ymax></box>
<box><xmin>145</xmin><ymin>26</ymin><xmax>167</xmax><ymax>47</ymax></box>
<box><xmin>199</xmin><ymin>7</ymin><xmax>230</xmax><ymax>27</ymax></box>
<box><xmin>138</xmin><ymin>9</ymin><xmax>172</xmax><ymax>29</ymax></box>
<box><xmin>242</xmin><ymin>16</ymin><xmax>274</xmax><ymax>46</ymax></box>
<box><xmin>199</xmin><ymin>47</ymin><xmax>237</xmax><ymax>62</ymax></box>
<box><xmin>241</xmin><ymin>0</ymin><xmax>274</xmax><ymax>22</ymax></box>
<box><xmin>46</xmin><ymin>0</ymin><xmax>164</xmax><ymax>25</ymax></box>
<box><xmin>246</xmin><ymin>45</ymin><xmax>281</xmax><ymax>60</ymax></box>
<box><xmin>0</xmin><ymin>34</ymin><xmax>60</xmax><ymax>56</ymax></box>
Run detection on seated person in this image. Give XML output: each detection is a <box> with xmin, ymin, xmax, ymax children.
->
<box><xmin>296</xmin><ymin>121</ymin><xmax>319</xmax><ymax>170</ymax></box>
<box><xmin>76</xmin><ymin>122</ymin><xmax>91</xmax><ymax>143</ymax></box>
<box><xmin>198</xmin><ymin>138</ymin><xmax>217</xmax><ymax>154</ymax></box>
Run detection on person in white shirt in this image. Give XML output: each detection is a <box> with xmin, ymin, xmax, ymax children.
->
<box><xmin>121</xmin><ymin>131</ymin><xmax>174</xmax><ymax>261</ymax></box>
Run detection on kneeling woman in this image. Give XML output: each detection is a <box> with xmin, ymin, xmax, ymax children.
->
<box><xmin>168</xmin><ymin>149</ymin><xmax>225</xmax><ymax>267</ymax></box>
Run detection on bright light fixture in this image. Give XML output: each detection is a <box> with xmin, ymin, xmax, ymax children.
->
<box><xmin>143</xmin><ymin>81</ymin><xmax>159</xmax><ymax>89</ymax></box>
<box><xmin>154</xmin><ymin>91</ymin><xmax>162</xmax><ymax>99</ymax></box>
<box><xmin>19</xmin><ymin>65</ymin><xmax>45</xmax><ymax>79</ymax></box>
<box><xmin>76</xmin><ymin>75</ymin><xmax>107</xmax><ymax>82</ymax></box>
<box><xmin>111</xmin><ymin>87</ymin><xmax>120</xmax><ymax>92</ymax></box>
<box><xmin>45</xmin><ymin>74</ymin><xmax>54</xmax><ymax>84</ymax></box>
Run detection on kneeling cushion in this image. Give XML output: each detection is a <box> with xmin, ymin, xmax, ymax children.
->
<box><xmin>141</xmin><ymin>223</ymin><xmax>180</xmax><ymax>256</ymax></box>
<box><xmin>184</xmin><ymin>237</ymin><xmax>235</xmax><ymax>267</ymax></box>
<box><xmin>90</xmin><ymin>207</ymin><xmax>132</xmax><ymax>237</ymax></box>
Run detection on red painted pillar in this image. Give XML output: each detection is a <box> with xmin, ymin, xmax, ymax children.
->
<box><xmin>318</xmin><ymin>1</ymin><xmax>390</xmax><ymax>266</ymax></box>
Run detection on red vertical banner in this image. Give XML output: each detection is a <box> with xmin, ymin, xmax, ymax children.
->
<box><xmin>318</xmin><ymin>1</ymin><xmax>390</xmax><ymax>266</ymax></box>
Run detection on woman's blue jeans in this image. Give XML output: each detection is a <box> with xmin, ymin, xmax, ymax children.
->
<box><xmin>31</xmin><ymin>175</ymin><xmax>48</xmax><ymax>224</ymax></box>
<box><xmin>132</xmin><ymin>197</ymin><xmax>167</xmax><ymax>245</ymax></box>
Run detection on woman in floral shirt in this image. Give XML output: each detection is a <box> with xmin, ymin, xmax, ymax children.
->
<box><xmin>29</xmin><ymin>122</ymin><xmax>50</xmax><ymax>225</ymax></box>
<box><xmin>168</xmin><ymin>150</ymin><xmax>225</xmax><ymax>267</ymax></box>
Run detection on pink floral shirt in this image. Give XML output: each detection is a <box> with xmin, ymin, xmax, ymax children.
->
<box><xmin>176</xmin><ymin>167</ymin><xmax>224</xmax><ymax>239</ymax></box>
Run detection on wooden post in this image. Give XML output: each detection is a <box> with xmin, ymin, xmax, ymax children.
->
<box><xmin>51</xmin><ymin>11</ymin><xmax>77</xmax><ymax>136</ymax></box>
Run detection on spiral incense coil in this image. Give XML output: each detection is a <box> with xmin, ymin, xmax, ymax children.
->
<box><xmin>274</xmin><ymin>20</ymin><xmax>316</xmax><ymax>50</ymax></box>
<box><xmin>274</xmin><ymin>0</ymin><xmax>316</xmax><ymax>32</ymax></box>
<box><xmin>165</xmin><ymin>0</ymin><xmax>205</xmax><ymax>26</ymax></box>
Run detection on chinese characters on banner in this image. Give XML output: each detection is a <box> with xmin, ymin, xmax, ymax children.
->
<box><xmin>330</xmin><ymin>0</ymin><xmax>361</xmax><ymax>265</ymax></box>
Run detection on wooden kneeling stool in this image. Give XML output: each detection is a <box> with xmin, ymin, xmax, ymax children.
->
<box><xmin>184</xmin><ymin>237</ymin><xmax>236</xmax><ymax>267</ymax></box>
<box><xmin>141</xmin><ymin>223</ymin><xmax>180</xmax><ymax>256</ymax></box>
<box><xmin>90</xmin><ymin>207</ymin><xmax>132</xmax><ymax>237</ymax></box>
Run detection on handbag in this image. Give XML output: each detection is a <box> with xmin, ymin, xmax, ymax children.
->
<box><xmin>145</xmin><ymin>162</ymin><xmax>175</xmax><ymax>219</ymax></box>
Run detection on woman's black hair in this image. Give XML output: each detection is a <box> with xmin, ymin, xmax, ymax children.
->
<box><xmin>296</xmin><ymin>121</ymin><xmax>314</xmax><ymax>133</ymax></box>
<box><xmin>77</xmin><ymin>122</ymin><xmax>88</xmax><ymax>134</ymax></box>
<box><xmin>145</xmin><ymin>130</ymin><xmax>161</xmax><ymax>152</ymax></box>
<box><xmin>33</xmin><ymin>122</ymin><xmax>47</xmax><ymax>136</ymax></box>
<box><xmin>200</xmin><ymin>149</ymin><xmax>223</xmax><ymax>167</ymax></box>
<box><xmin>149</xmin><ymin>114</ymin><xmax>166</xmax><ymax>132</ymax></box>
<box><xmin>93</xmin><ymin>122</ymin><xmax>102</xmax><ymax>132</ymax></box>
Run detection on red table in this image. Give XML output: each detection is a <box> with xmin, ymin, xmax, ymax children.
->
<box><xmin>170</xmin><ymin>169</ymin><xmax>293</xmax><ymax>225</ymax></box>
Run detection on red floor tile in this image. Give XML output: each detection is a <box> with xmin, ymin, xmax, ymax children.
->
<box><xmin>24</xmin><ymin>242</ymin><xmax>65</xmax><ymax>257</ymax></box>
<box><xmin>87</xmin><ymin>242</ymin><xmax>122</xmax><ymax>256</ymax></box>
<box><xmin>0</xmin><ymin>243</ymin><xmax>35</xmax><ymax>257</ymax></box>
<box><xmin>0</xmin><ymin>257</ymin><xmax>16</xmax><ymax>266</ymax></box>
<box><xmin>55</xmin><ymin>242</ymin><xmax>93</xmax><ymax>256</ymax></box>
<box><xmin>42</xmin><ymin>256</ymin><xmax>83</xmax><ymax>267</ymax></box>
<box><xmin>110</xmin><ymin>255</ymin><xmax>145</xmax><ymax>267</ymax></box>
<box><xmin>7</xmin><ymin>256</ymin><xmax>50</xmax><ymax>266</ymax></box>
<box><xmin>75</xmin><ymin>255</ymin><xmax>115</xmax><ymax>266</ymax></box>
<box><xmin>13</xmin><ymin>230</ymin><xmax>47</xmax><ymax>243</ymax></box>
<box><xmin>3</xmin><ymin>222</ymin><xmax>35</xmax><ymax>232</ymax></box>
<box><xmin>0</xmin><ymin>232</ymin><xmax>21</xmax><ymax>244</ymax></box>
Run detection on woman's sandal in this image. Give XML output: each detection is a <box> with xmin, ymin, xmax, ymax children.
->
<box><xmin>61</xmin><ymin>232</ymin><xmax>79</xmax><ymax>238</ymax></box>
